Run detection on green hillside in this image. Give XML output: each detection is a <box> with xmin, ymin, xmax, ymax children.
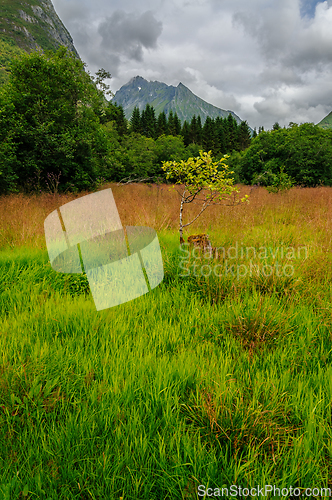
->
<box><xmin>0</xmin><ymin>38</ymin><xmax>25</xmax><ymax>85</ymax></box>
<box><xmin>0</xmin><ymin>0</ymin><xmax>80</xmax><ymax>84</ymax></box>
<box><xmin>166</xmin><ymin>82</ymin><xmax>242</xmax><ymax>125</ymax></box>
<box><xmin>112</xmin><ymin>76</ymin><xmax>175</xmax><ymax>119</ymax></box>
<box><xmin>317</xmin><ymin>111</ymin><xmax>332</xmax><ymax>130</ymax></box>
<box><xmin>112</xmin><ymin>76</ymin><xmax>251</xmax><ymax>130</ymax></box>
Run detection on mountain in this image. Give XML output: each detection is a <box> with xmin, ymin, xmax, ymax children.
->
<box><xmin>0</xmin><ymin>0</ymin><xmax>80</xmax><ymax>84</ymax></box>
<box><xmin>112</xmin><ymin>76</ymin><xmax>250</xmax><ymax>128</ymax></box>
<box><xmin>317</xmin><ymin>111</ymin><xmax>332</xmax><ymax>130</ymax></box>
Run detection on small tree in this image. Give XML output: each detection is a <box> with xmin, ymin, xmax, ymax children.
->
<box><xmin>161</xmin><ymin>150</ymin><xmax>249</xmax><ymax>243</ymax></box>
<box><xmin>92</xmin><ymin>68</ymin><xmax>113</xmax><ymax>98</ymax></box>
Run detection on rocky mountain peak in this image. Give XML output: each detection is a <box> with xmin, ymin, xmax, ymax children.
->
<box><xmin>113</xmin><ymin>75</ymin><xmax>249</xmax><ymax>129</ymax></box>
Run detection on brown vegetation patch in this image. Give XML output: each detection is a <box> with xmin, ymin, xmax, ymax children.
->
<box><xmin>181</xmin><ymin>385</ymin><xmax>298</xmax><ymax>463</ymax></box>
<box><xmin>2</xmin><ymin>184</ymin><xmax>332</xmax><ymax>253</ymax></box>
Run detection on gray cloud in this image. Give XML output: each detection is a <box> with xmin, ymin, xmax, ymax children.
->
<box><xmin>98</xmin><ymin>10</ymin><xmax>163</xmax><ymax>62</ymax></box>
<box><xmin>52</xmin><ymin>0</ymin><xmax>332</xmax><ymax>129</ymax></box>
<box><xmin>234</xmin><ymin>1</ymin><xmax>332</xmax><ymax>72</ymax></box>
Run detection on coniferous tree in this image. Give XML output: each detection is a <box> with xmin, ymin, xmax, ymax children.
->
<box><xmin>238</xmin><ymin>121</ymin><xmax>251</xmax><ymax>151</ymax></box>
<box><xmin>226</xmin><ymin>114</ymin><xmax>238</xmax><ymax>152</ymax></box>
<box><xmin>130</xmin><ymin>106</ymin><xmax>142</xmax><ymax>134</ymax></box>
<box><xmin>116</xmin><ymin>104</ymin><xmax>128</xmax><ymax>136</ymax></box>
<box><xmin>189</xmin><ymin>115</ymin><xmax>198</xmax><ymax>143</ymax></box>
<box><xmin>211</xmin><ymin>118</ymin><xmax>220</xmax><ymax>154</ymax></box>
<box><xmin>181</xmin><ymin>120</ymin><xmax>191</xmax><ymax>146</ymax></box>
<box><xmin>141</xmin><ymin>103</ymin><xmax>156</xmax><ymax>138</ymax></box>
<box><xmin>173</xmin><ymin>112</ymin><xmax>182</xmax><ymax>136</ymax></box>
<box><xmin>196</xmin><ymin>116</ymin><xmax>203</xmax><ymax>145</ymax></box>
<box><xmin>202</xmin><ymin>116</ymin><xmax>213</xmax><ymax>152</ymax></box>
<box><xmin>221</xmin><ymin>117</ymin><xmax>229</xmax><ymax>152</ymax></box>
<box><xmin>141</xmin><ymin>107</ymin><xmax>147</xmax><ymax>135</ymax></box>
<box><xmin>252</xmin><ymin>127</ymin><xmax>257</xmax><ymax>139</ymax></box>
<box><xmin>140</xmin><ymin>108</ymin><xmax>146</xmax><ymax>133</ymax></box>
<box><xmin>167</xmin><ymin>110</ymin><xmax>176</xmax><ymax>136</ymax></box>
<box><xmin>157</xmin><ymin>111</ymin><xmax>167</xmax><ymax>136</ymax></box>
<box><xmin>215</xmin><ymin>116</ymin><xmax>226</xmax><ymax>154</ymax></box>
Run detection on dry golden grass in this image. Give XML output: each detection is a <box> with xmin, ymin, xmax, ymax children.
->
<box><xmin>1</xmin><ymin>183</ymin><xmax>332</xmax><ymax>251</ymax></box>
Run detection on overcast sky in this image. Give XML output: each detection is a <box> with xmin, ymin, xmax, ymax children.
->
<box><xmin>51</xmin><ymin>0</ymin><xmax>332</xmax><ymax>130</ymax></box>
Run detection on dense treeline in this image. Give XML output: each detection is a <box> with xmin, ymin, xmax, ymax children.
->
<box><xmin>0</xmin><ymin>48</ymin><xmax>115</xmax><ymax>194</ymax></box>
<box><xmin>232</xmin><ymin>122</ymin><xmax>332</xmax><ymax>187</ymax></box>
<box><xmin>128</xmin><ymin>104</ymin><xmax>252</xmax><ymax>156</ymax></box>
<box><xmin>1</xmin><ymin>47</ymin><xmax>331</xmax><ymax>195</ymax></box>
<box><xmin>0</xmin><ymin>47</ymin><xmax>253</xmax><ymax>194</ymax></box>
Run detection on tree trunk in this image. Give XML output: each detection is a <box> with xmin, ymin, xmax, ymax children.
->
<box><xmin>179</xmin><ymin>192</ymin><xmax>185</xmax><ymax>244</ymax></box>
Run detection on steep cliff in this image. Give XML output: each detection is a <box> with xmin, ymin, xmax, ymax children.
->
<box><xmin>0</xmin><ymin>0</ymin><xmax>80</xmax><ymax>84</ymax></box>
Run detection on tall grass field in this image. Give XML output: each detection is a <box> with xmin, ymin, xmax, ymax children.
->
<box><xmin>0</xmin><ymin>184</ymin><xmax>332</xmax><ymax>499</ymax></box>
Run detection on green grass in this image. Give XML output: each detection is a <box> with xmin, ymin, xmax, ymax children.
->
<box><xmin>0</xmin><ymin>226</ymin><xmax>332</xmax><ymax>499</ymax></box>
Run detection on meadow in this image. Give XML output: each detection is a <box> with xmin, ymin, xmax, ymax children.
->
<box><xmin>0</xmin><ymin>184</ymin><xmax>332</xmax><ymax>499</ymax></box>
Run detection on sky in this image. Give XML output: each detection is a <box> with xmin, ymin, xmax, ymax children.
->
<box><xmin>51</xmin><ymin>0</ymin><xmax>332</xmax><ymax>130</ymax></box>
